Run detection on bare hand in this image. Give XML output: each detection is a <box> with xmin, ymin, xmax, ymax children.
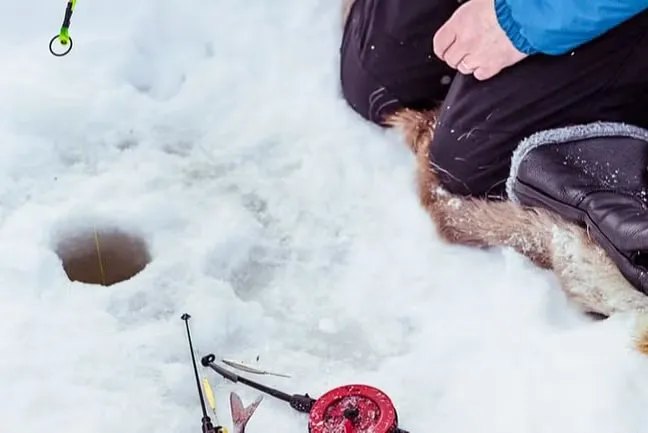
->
<box><xmin>433</xmin><ymin>0</ymin><xmax>528</xmax><ymax>80</ymax></box>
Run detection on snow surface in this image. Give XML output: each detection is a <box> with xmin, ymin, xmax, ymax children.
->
<box><xmin>4</xmin><ymin>1</ymin><xmax>648</xmax><ymax>432</ymax></box>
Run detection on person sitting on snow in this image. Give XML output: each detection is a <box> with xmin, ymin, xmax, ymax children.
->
<box><xmin>340</xmin><ymin>0</ymin><xmax>648</xmax><ymax>294</ymax></box>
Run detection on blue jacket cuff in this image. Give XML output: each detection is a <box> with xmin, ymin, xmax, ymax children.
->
<box><xmin>494</xmin><ymin>0</ymin><xmax>539</xmax><ymax>55</ymax></box>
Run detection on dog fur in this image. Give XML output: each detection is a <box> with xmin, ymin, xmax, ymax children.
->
<box><xmin>340</xmin><ymin>1</ymin><xmax>648</xmax><ymax>353</ymax></box>
<box><xmin>384</xmin><ymin>108</ymin><xmax>648</xmax><ymax>353</ymax></box>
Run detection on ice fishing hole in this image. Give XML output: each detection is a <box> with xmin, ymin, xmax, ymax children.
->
<box><xmin>55</xmin><ymin>227</ymin><xmax>151</xmax><ymax>286</ymax></box>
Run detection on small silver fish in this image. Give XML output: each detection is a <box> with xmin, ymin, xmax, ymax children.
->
<box><xmin>221</xmin><ymin>358</ymin><xmax>291</xmax><ymax>378</ymax></box>
<box><xmin>230</xmin><ymin>391</ymin><xmax>263</xmax><ymax>433</ymax></box>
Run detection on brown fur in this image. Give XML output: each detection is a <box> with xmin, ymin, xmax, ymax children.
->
<box><xmin>384</xmin><ymin>108</ymin><xmax>648</xmax><ymax>354</ymax></box>
<box><xmin>384</xmin><ymin>108</ymin><xmax>562</xmax><ymax>269</ymax></box>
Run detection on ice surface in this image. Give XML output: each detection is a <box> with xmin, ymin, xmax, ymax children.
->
<box><xmin>3</xmin><ymin>1</ymin><xmax>648</xmax><ymax>432</ymax></box>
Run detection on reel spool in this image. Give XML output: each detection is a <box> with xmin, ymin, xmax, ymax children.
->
<box><xmin>309</xmin><ymin>384</ymin><xmax>398</xmax><ymax>433</ymax></box>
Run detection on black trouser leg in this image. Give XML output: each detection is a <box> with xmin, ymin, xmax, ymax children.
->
<box><xmin>429</xmin><ymin>9</ymin><xmax>648</xmax><ymax>198</ymax></box>
<box><xmin>340</xmin><ymin>0</ymin><xmax>460</xmax><ymax>124</ymax></box>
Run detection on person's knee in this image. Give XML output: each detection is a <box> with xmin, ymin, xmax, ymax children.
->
<box><xmin>339</xmin><ymin>0</ymin><xmax>400</xmax><ymax>125</ymax></box>
<box><xmin>339</xmin><ymin>67</ymin><xmax>402</xmax><ymax>125</ymax></box>
<box><xmin>339</xmin><ymin>39</ymin><xmax>403</xmax><ymax>125</ymax></box>
<box><xmin>339</xmin><ymin>0</ymin><xmax>458</xmax><ymax>125</ymax></box>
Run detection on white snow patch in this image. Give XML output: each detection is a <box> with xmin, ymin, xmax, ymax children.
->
<box><xmin>2</xmin><ymin>2</ymin><xmax>648</xmax><ymax>433</ymax></box>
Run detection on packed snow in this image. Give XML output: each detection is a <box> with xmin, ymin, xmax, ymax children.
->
<box><xmin>3</xmin><ymin>1</ymin><xmax>648</xmax><ymax>432</ymax></box>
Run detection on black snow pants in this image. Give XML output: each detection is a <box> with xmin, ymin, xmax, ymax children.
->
<box><xmin>341</xmin><ymin>0</ymin><xmax>648</xmax><ymax>197</ymax></box>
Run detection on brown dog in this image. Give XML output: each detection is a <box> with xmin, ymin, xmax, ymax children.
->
<box><xmin>384</xmin><ymin>108</ymin><xmax>648</xmax><ymax>353</ymax></box>
<box><xmin>340</xmin><ymin>1</ymin><xmax>648</xmax><ymax>353</ymax></box>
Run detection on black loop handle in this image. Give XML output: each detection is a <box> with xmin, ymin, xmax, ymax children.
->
<box><xmin>49</xmin><ymin>35</ymin><xmax>73</xmax><ymax>57</ymax></box>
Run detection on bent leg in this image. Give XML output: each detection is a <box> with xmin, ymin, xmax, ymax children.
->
<box><xmin>340</xmin><ymin>0</ymin><xmax>459</xmax><ymax>124</ymax></box>
<box><xmin>429</xmin><ymin>9</ymin><xmax>648</xmax><ymax>197</ymax></box>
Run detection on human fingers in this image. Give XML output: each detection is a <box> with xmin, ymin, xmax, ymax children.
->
<box><xmin>473</xmin><ymin>63</ymin><xmax>500</xmax><ymax>80</ymax></box>
<box><xmin>432</xmin><ymin>23</ymin><xmax>457</xmax><ymax>61</ymax></box>
<box><xmin>457</xmin><ymin>55</ymin><xmax>477</xmax><ymax>75</ymax></box>
<box><xmin>444</xmin><ymin>45</ymin><xmax>468</xmax><ymax>69</ymax></box>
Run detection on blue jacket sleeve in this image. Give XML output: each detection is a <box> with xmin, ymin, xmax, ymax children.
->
<box><xmin>495</xmin><ymin>0</ymin><xmax>648</xmax><ymax>55</ymax></box>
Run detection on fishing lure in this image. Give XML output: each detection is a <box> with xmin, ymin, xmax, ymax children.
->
<box><xmin>202</xmin><ymin>375</ymin><xmax>263</xmax><ymax>433</ymax></box>
<box><xmin>182</xmin><ymin>314</ymin><xmax>263</xmax><ymax>433</ymax></box>
<box><xmin>221</xmin><ymin>358</ymin><xmax>291</xmax><ymax>378</ymax></box>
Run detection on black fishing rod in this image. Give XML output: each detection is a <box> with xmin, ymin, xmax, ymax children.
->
<box><xmin>201</xmin><ymin>353</ymin><xmax>316</xmax><ymax>413</ymax></box>
<box><xmin>181</xmin><ymin>313</ymin><xmax>225</xmax><ymax>433</ymax></box>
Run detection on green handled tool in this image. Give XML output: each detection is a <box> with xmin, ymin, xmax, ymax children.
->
<box><xmin>49</xmin><ymin>0</ymin><xmax>77</xmax><ymax>56</ymax></box>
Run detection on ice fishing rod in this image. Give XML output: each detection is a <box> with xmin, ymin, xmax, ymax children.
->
<box><xmin>201</xmin><ymin>353</ymin><xmax>411</xmax><ymax>433</ymax></box>
<box><xmin>202</xmin><ymin>353</ymin><xmax>315</xmax><ymax>412</ymax></box>
<box><xmin>181</xmin><ymin>314</ymin><xmax>226</xmax><ymax>433</ymax></box>
<box><xmin>49</xmin><ymin>0</ymin><xmax>77</xmax><ymax>56</ymax></box>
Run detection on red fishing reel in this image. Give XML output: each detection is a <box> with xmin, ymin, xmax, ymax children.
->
<box><xmin>308</xmin><ymin>384</ymin><xmax>399</xmax><ymax>433</ymax></box>
<box><xmin>201</xmin><ymin>353</ymin><xmax>410</xmax><ymax>433</ymax></box>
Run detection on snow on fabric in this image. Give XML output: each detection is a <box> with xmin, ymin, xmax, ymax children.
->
<box><xmin>2</xmin><ymin>1</ymin><xmax>648</xmax><ymax>432</ymax></box>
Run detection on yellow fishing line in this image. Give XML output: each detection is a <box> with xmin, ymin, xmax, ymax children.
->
<box><xmin>79</xmin><ymin>141</ymin><xmax>106</xmax><ymax>286</ymax></box>
<box><xmin>93</xmin><ymin>226</ymin><xmax>107</xmax><ymax>285</ymax></box>
<box><xmin>77</xmin><ymin>111</ymin><xmax>106</xmax><ymax>286</ymax></box>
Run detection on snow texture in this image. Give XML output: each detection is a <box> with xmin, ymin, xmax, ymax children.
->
<box><xmin>3</xmin><ymin>1</ymin><xmax>648</xmax><ymax>433</ymax></box>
